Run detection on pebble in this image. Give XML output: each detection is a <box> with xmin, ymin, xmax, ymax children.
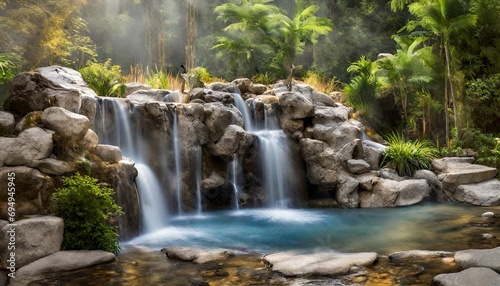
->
<box><xmin>482</xmin><ymin>212</ymin><xmax>495</xmax><ymax>218</ymax></box>
<box><xmin>482</xmin><ymin>233</ymin><xmax>495</xmax><ymax>239</ymax></box>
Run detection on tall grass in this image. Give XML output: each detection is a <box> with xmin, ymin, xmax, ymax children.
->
<box><xmin>301</xmin><ymin>71</ymin><xmax>337</xmax><ymax>94</ymax></box>
<box><xmin>380</xmin><ymin>132</ymin><xmax>439</xmax><ymax>177</ymax></box>
<box><xmin>80</xmin><ymin>60</ymin><xmax>125</xmax><ymax>97</ymax></box>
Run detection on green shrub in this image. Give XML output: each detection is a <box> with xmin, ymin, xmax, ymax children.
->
<box><xmin>51</xmin><ymin>173</ymin><xmax>122</xmax><ymax>254</ymax></box>
<box><xmin>146</xmin><ymin>68</ymin><xmax>172</xmax><ymax>89</ymax></box>
<box><xmin>251</xmin><ymin>72</ymin><xmax>275</xmax><ymax>85</ymax></box>
<box><xmin>380</xmin><ymin>132</ymin><xmax>439</xmax><ymax>177</ymax></box>
<box><xmin>80</xmin><ymin>59</ymin><xmax>125</xmax><ymax>97</ymax></box>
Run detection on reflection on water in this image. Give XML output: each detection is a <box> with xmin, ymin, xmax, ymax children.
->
<box><xmin>24</xmin><ymin>203</ymin><xmax>500</xmax><ymax>285</ymax></box>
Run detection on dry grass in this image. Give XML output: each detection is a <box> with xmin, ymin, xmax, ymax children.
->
<box><xmin>301</xmin><ymin>71</ymin><xmax>338</xmax><ymax>94</ymax></box>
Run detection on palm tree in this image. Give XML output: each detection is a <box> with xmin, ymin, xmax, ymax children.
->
<box><xmin>408</xmin><ymin>0</ymin><xmax>477</xmax><ymax>147</ymax></box>
<box><xmin>269</xmin><ymin>0</ymin><xmax>332</xmax><ymax>75</ymax></box>
<box><xmin>378</xmin><ymin>36</ymin><xmax>433</xmax><ymax>122</ymax></box>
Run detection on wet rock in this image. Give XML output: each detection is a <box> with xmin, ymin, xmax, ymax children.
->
<box><xmin>201</xmin><ymin>171</ymin><xmax>225</xmax><ymax>191</ymax></box>
<box><xmin>95</xmin><ymin>144</ymin><xmax>122</xmax><ymax>163</ymax></box>
<box><xmin>15</xmin><ymin>250</ymin><xmax>115</xmax><ymax>277</ymax></box>
<box><xmin>262</xmin><ymin>251</ymin><xmax>378</xmax><ymax>277</ymax></box>
<box><xmin>0</xmin><ymin>216</ymin><xmax>63</xmax><ymax>269</ymax></box>
<box><xmin>336</xmin><ymin>175</ymin><xmax>360</xmax><ymax>208</ymax></box>
<box><xmin>231</xmin><ymin>78</ymin><xmax>252</xmax><ymax>94</ymax></box>
<box><xmin>414</xmin><ymin>169</ymin><xmax>442</xmax><ymax>198</ymax></box>
<box><xmin>432</xmin><ymin>267</ymin><xmax>500</xmax><ymax>286</ymax></box>
<box><xmin>482</xmin><ymin>233</ymin><xmax>495</xmax><ymax>239</ymax></box>
<box><xmin>203</xmin><ymin>102</ymin><xmax>233</xmax><ymax>142</ymax></box>
<box><xmin>454</xmin><ymin>246</ymin><xmax>500</xmax><ymax>271</ymax></box>
<box><xmin>454</xmin><ymin>179</ymin><xmax>500</xmax><ymax>206</ymax></box>
<box><xmin>206</xmin><ymin>125</ymin><xmax>256</xmax><ymax>158</ymax></box>
<box><xmin>388</xmin><ymin>250</ymin><xmax>454</xmax><ymax>262</ymax></box>
<box><xmin>81</xmin><ymin>129</ymin><xmax>99</xmax><ymax>151</ymax></box>
<box><xmin>482</xmin><ymin>212</ymin><xmax>495</xmax><ymax>218</ymax></box>
<box><xmin>161</xmin><ymin>247</ymin><xmax>234</xmax><ymax>264</ymax></box>
<box><xmin>360</xmin><ymin>179</ymin><xmax>430</xmax><ymax>208</ymax></box>
<box><xmin>278</xmin><ymin>91</ymin><xmax>314</xmax><ymax>120</ymax></box>
<box><xmin>347</xmin><ymin>159</ymin><xmax>370</xmax><ymax>174</ymax></box>
<box><xmin>0</xmin><ymin>127</ymin><xmax>53</xmax><ymax>166</ymax></box>
<box><xmin>41</xmin><ymin>107</ymin><xmax>90</xmax><ymax>142</ymax></box>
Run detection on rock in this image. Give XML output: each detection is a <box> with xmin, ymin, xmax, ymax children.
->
<box><xmin>0</xmin><ymin>127</ymin><xmax>53</xmax><ymax>166</ymax></box>
<box><xmin>0</xmin><ymin>112</ymin><xmax>15</xmax><ymax>134</ymax></box>
<box><xmin>161</xmin><ymin>247</ymin><xmax>234</xmax><ymax>264</ymax></box>
<box><xmin>482</xmin><ymin>233</ymin><xmax>495</xmax><ymax>239</ymax></box>
<box><xmin>35</xmin><ymin>66</ymin><xmax>96</xmax><ymax>97</ymax></box>
<box><xmin>124</xmin><ymin>82</ymin><xmax>151</xmax><ymax>96</ymax></box>
<box><xmin>453</xmin><ymin>179</ymin><xmax>500</xmax><ymax>206</ymax></box>
<box><xmin>127</xmin><ymin>89</ymin><xmax>172</xmax><ymax>103</ymax></box>
<box><xmin>414</xmin><ymin>169</ymin><xmax>442</xmax><ymax>194</ymax></box>
<box><xmin>201</xmin><ymin>171</ymin><xmax>225</xmax><ymax>191</ymax></box>
<box><xmin>0</xmin><ymin>167</ymin><xmax>55</xmax><ymax>219</ymax></box>
<box><xmin>380</xmin><ymin>168</ymin><xmax>407</xmax><ymax>181</ymax></box>
<box><xmin>455</xmin><ymin>246</ymin><xmax>500</xmax><ymax>271</ymax></box>
<box><xmin>189</xmin><ymin>87</ymin><xmax>205</xmax><ymax>101</ymax></box>
<box><xmin>79</xmin><ymin>94</ymin><xmax>97</xmax><ymax>127</ymax></box>
<box><xmin>482</xmin><ymin>212</ymin><xmax>495</xmax><ymax>218</ymax></box>
<box><xmin>15</xmin><ymin>250</ymin><xmax>115</xmax><ymax>277</ymax></box>
<box><xmin>355</xmin><ymin>172</ymin><xmax>379</xmax><ymax>192</ymax></box>
<box><xmin>251</xmin><ymin>84</ymin><xmax>267</xmax><ymax>95</ymax></box>
<box><xmin>81</xmin><ymin>129</ymin><xmax>99</xmax><ymax>151</ymax></box>
<box><xmin>432</xmin><ymin>267</ymin><xmax>500</xmax><ymax>286</ymax></box>
<box><xmin>0</xmin><ymin>270</ymin><xmax>6</xmax><ymax>286</ymax></box>
<box><xmin>41</xmin><ymin>107</ymin><xmax>90</xmax><ymax>142</ymax></box>
<box><xmin>262</xmin><ymin>251</ymin><xmax>378</xmax><ymax>277</ymax></box>
<box><xmin>336</xmin><ymin>175</ymin><xmax>360</xmax><ymax>208</ymax></box>
<box><xmin>203</xmin><ymin>103</ymin><xmax>233</xmax><ymax>141</ymax></box>
<box><xmin>388</xmin><ymin>250</ymin><xmax>454</xmax><ymax>262</ymax></box>
<box><xmin>15</xmin><ymin>111</ymin><xmax>44</xmax><ymax>132</ymax></box>
<box><xmin>313</xmin><ymin>121</ymin><xmax>362</xmax><ymax>151</ymax></box>
<box><xmin>30</xmin><ymin>158</ymin><xmax>77</xmax><ymax>175</ymax></box>
<box><xmin>278</xmin><ymin>91</ymin><xmax>314</xmax><ymax>120</ymax></box>
<box><xmin>362</xmin><ymin>144</ymin><xmax>383</xmax><ymax>170</ymax></box>
<box><xmin>0</xmin><ymin>216</ymin><xmax>63</xmax><ymax>269</ymax></box>
<box><xmin>206</xmin><ymin>125</ymin><xmax>256</xmax><ymax>158</ymax></box>
<box><xmin>360</xmin><ymin>179</ymin><xmax>430</xmax><ymax>208</ymax></box>
<box><xmin>310</xmin><ymin>91</ymin><xmax>337</xmax><ymax>107</ymax></box>
<box><xmin>207</xmin><ymin>82</ymin><xmax>236</xmax><ymax>93</ymax></box>
<box><xmin>347</xmin><ymin>159</ymin><xmax>370</xmax><ymax>174</ymax></box>
<box><xmin>203</xmin><ymin>90</ymin><xmax>234</xmax><ymax>104</ymax></box>
<box><xmin>231</xmin><ymin>78</ymin><xmax>252</xmax><ymax>94</ymax></box>
<box><xmin>377</xmin><ymin>53</ymin><xmax>393</xmax><ymax>59</ymax></box>
<box><xmin>95</xmin><ymin>144</ymin><xmax>122</xmax><ymax>163</ymax></box>
<box><xmin>432</xmin><ymin>157</ymin><xmax>475</xmax><ymax>173</ymax></box>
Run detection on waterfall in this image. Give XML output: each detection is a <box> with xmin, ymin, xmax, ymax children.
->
<box><xmin>135</xmin><ymin>163</ymin><xmax>169</xmax><ymax>232</ymax></box>
<box><xmin>172</xmin><ymin>108</ymin><xmax>183</xmax><ymax>215</ymax></box>
<box><xmin>95</xmin><ymin>98</ymin><xmax>169</xmax><ymax>233</ymax></box>
<box><xmin>195</xmin><ymin>145</ymin><xmax>203</xmax><ymax>215</ymax></box>
<box><xmin>231</xmin><ymin>156</ymin><xmax>241</xmax><ymax>210</ymax></box>
<box><xmin>232</xmin><ymin>92</ymin><xmax>292</xmax><ymax>209</ymax></box>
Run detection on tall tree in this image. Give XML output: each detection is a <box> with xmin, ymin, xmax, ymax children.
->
<box><xmin>186</xmin><ymin>0</ymin><xmax>197</xmax><ymax>71</ymax></box>
<box><xmin>407</xmin><ymin>0</ymin><xmax>477</xmax><ymax>147</ymax></box>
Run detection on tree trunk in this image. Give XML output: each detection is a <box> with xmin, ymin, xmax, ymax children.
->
<box><xmin>444</xmin><ymin>42</ymin><xmax>459</xmax><ymax>142</ymax></box>
<box><xmin>185</xmin><ymin>0</ymin><xmax>197</xmax><ymax>71</ymax></box>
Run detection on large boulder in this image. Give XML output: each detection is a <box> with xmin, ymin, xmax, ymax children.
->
<box><xmin>432</xmin><ymin>267</ymin><xmax>500</xmax><ymax>286</ymax></box>
<box><xmin>29</xmin><ymin>158</ymin><xmax>77</xmax><ymax>175</ymax></box>
<box><xmin>453</xmin><ymin>179</ymin><xmax>500</xmax><ymax>206</ymax></box>
<box><xmin>0</xmin><ymin>127</ymin><xmax>53</xmax><ymax>166</ymax></box>
<box><xmin>278</xmin><ymin>91</ymin><xmax>314</xmax><ymax>120</ymax></box>
<box><xmin>262</xmin><ymin>251</ymin><xmax>378</xmax><ymax>277</ymax></box>
<box><xmin>41</xmin><ymin>107</ymin><xmax>90</xmax><ymax>142</ymax></box>
<box><xmin>360</xmin><ymin>179</ymin><xmax>431</xmax><ymax>207</ymax></box>
<box><xmin>95</xmin><ymin>144</ymin><xmax>122</xmax><ymax>163</ymax></box>
<box><xmin>454</xmin><ymin>246</ymin><xmax>500</xmax><ymax>272</ymax></box>
<box><xmin>347</xmin><ymin>159</ymin><xmax>371</xmax><ymax>174</ymax></box>
<box><xmin>0</xmin><ymin>216</ymin><xmax>63</xmax><ymax>269</ymax></box>
<box><xmin>203</xmin><ymin>103</ymin><xmax>234</xmax><ymax>142</ymax></box>
<box><xmin>14</xmin><ymin>250</ymin><xmax>115</xmax><ymax>278</ymax></box>
<box><xmin>0</xmin><ymin>167</ymin><xmax>55</xmax><ymax>219</ymax></box>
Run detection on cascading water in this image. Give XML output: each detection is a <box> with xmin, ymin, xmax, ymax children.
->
<box><xmin>96</xmin><ymin>98</ymin><xmax>169</xmax><ymax>233</ymax></box>
<box><xmin>232</xmin><ymin>92</ymin><xmax>292</xmax><ymax>208</ymax></box>
<box><xmin>231</xmin><ymin>156</ymin><xmax>241</xmax><ymax>210</ymax></box>
<box><xmin>195</xmin><ymin>144</ymin><xmax>203</xmax><ymax>215</ymax></box>
<box><xmin>172</xmin><ymin>108</ymin><xmax>183</xmax><ymax>215</ymax></box>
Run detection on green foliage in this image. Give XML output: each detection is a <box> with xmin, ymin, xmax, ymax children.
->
<box><xmin>80</xmin><ymin>60</ymin><xmax>125</xmax><ymax>97</ymax></box>
<box><xmin>0</xmin><ymin>53</ymin><xmax>16</xmax><ymax>84</ymax></box>
<box><xmin>380</xmin><ymin>132</ymin><xmax>439</xmax><ymax>177</ymax></box>
<box><xmin>51</xmin><ymin>173</ymin><xmax>122</xmax><ymax>254</ymax></box>
<box><xmin>251</xmin><ymin>72</ymin><xmax>275</xmax><ymax>85</ymax></box>
<box><xmin>187</xmin><ymin>67</ymin><xmax>211</xmax><ymax>89</ymax></box>
<box><xmin>465</xmin><ymin>73</ymin><xmax>500</xmax><ymax>133</ymax></box>
<box><xmin>146</xmin><ymin>69</ymin><xmax>173</xmax><ymax>90</ymax></box>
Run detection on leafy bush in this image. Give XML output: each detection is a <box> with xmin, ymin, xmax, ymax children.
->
<box><xmin>51</xmin><ymin>173</ymin><xmax>122</xmax><ymax>254</ymax></box>
<box><xmin>80</xmin><ymin>60</ymin><xmax>125</xmax><ymax>97</ymax></box>
<box><xmin>251</xmin><ymin>72</ymin><xmax>275</xmax><ymax>85</ymax></box>
<box><xmin>380</xmin><ymin>132</ymin><xmax>439</xmax><ymax>177</ymax></box>
<box><xmin>465</xmin><ymin>74</ymin><xmax>500</xmax><ymax>133</ymax></box>
<box><xmin>146</xmin><ymin>69</ymin><xmax>173</xmax><ymax>89</ymax></box>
